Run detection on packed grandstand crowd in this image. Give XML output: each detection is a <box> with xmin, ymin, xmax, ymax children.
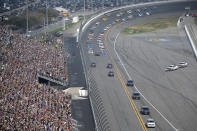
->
<box><xmin>0</xmin><ymin>25</ymin><xmax>72</xmax><ymax>130</ymax></box>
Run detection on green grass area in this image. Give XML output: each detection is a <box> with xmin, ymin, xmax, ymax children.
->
<box><xmin>50</xmin><ymin>27</ymin><xmax>63</xmax><ymax>34</ymax></box>
<box><xmin>122</xmin><ymin>16</ymin><xmax>179</xmax><ymax>35</ymax></box>
<box><xmin>195</xmin><ymin>18</ymin><xmax>197</xmax><ymax>25</ymax></box>
<box><xmin>49</xmin><ymin>23</ymin><xmax>75</xmax><ymax>34</ymax></box>
<box><xmin>66</xmin><ymin>23</ymin><xmax>75</xmax><ymax>29</ymax></box>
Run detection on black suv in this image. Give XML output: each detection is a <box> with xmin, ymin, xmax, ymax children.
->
<box><xmin>108</xmin><ymin>71</ymin><xmax>114</xmax><ymax>77</ymax></box>
<box><xmin>127</xmin><ymin>80</ymin><xmax>134</xmax><ymax>87</ymax></box>
<box><xmin>132</xmin><ymin>92</ymin><xmax>140</xmax><ymax>100</ymax></box>
<box><xmin>140</xmin><ymin>106</ymin><xmax>150</xmax><ymax>115</ymax></box>
<box><xmin>107</xmin><ymin>63</ymin><xmax>113</xmax><ymax>69</ymax></box>
<box><xmin>91</xmin><ymin>62</ymin><xmax>96</xmax><ymax>67</ymax></box>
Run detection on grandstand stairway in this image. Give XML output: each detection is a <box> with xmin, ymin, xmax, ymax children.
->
<box><xmin>37</xmin><ymin>73</ymin><xmax>67</xmax><ymax>87</ymax></box>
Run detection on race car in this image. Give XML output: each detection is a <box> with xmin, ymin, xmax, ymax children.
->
<box><xmin>165</xmin><ymin>65</ymin><xmax>179</xmax><ymax>71</ymax></box>
<box><xmin>95</xmin><ymin>52</ymin><xmax>100</xmax><ymax>56</ymax></box>
<box><xmin>178</xmin><ymin>62</ymin><xmax>188</xmax><ymax>68</ymax></box>
<box><xmin>88</xmin><ymin>49</ymin><xmax>94</xmax><ymax>54</ymax></box>
<box><xmin>102</xmin><ymin>18</ymin><xmax>107</xmax><ymax>22</ymax></box>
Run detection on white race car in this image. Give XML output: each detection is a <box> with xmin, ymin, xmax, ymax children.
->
<box><xmin>127</xmin><ymin>10</ymin><xmax>132</xmax><ymax>14</ymax></box>
<box><xmin>146</xmin><ymin>118</ymin><xmax>156</xmax><ymax>128</ymax></box>
<box><xmin>88</xmin><ymin>49</ymin><xmax>94</xmax><ymax>54</ymax></box>
<box><xmin>95</xmin><ymin>22</ymin><xmax>100</xmax><ymax>25</ymax></box>
<box><xmin>99</xmin><ymin>44</ymin><xmax>104</xmax><ymax>49</ymax></box>
<box><xmin>146</xmin><ymin>12</ymin><xmax>151</xmax><ymax>15</ymax></box>
<box><xmin>116</xmin><ymin>14</ymin><xmax>120</xmax><ymax>17</ymax></box>
<box><xmin>165</xmin><ymin>65</ymin><xmax>179</xmax><ymax>71</ymax></box>
<box><xmin>178</xmin><ymin>62</ymin><xmax>188</xmax><ymax>68</ymax></box>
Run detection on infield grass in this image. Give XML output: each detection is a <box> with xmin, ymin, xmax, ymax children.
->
<box><xmin>195</xmin><ymin>18</ymin><xmax>197</xmax><ymax>25</ymax></box>
<box><xmin>50</xmin><ymin>23</ymin><xmax>75</xmax><ymax>34</ymax></box>
<box><xmin>122</xmin><ymin>16</ymin><xmax>179</xmax><ymax>35</ymax></box>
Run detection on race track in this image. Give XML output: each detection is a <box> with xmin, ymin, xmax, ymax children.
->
<box><xmin>80</xmin><ymin>1</ymin><xmax>197</xmax><ymax>130</ymax></box>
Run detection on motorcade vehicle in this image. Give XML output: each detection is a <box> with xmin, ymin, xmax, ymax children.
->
<box><xmin>127</xmin><ymin>80</ymin><xmax>134</xmax><ymax>87</ymax></box>
<box><xmin>107</xmin><ymin>64</ymin><xmax>113</xmax><ymax>69</ymax></box>
<box><xmin>108</xmin><ymin>71</ymin><xmax>114</xmax><ymax>77</ymax></box>
<box><xmin>132</xmin><ymin>92</ymin><xmax>140</xmax><ymax>100</ymax></box>
<box><xmin>146</xmin><ymin>118</ymin><xmax>156</xmax><ymax>128</ymax></box>
<box><xmin>140</xmin><ymin>106</ymin><xmax>150</xmax><ymax>115</ymax></box>
<box><xmin>91</xmin><ymin>62</ymin><xmax>96</xmax><ymax>67</ymax></box>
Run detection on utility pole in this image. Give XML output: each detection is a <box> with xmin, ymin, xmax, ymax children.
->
<box><xmin>46</xmin><ymin>0</ymin><xmax>48</xmax><ymax>27</ymax></box>
<box><xmin>83</xmin><ymin>0</ymin><xmax>85</xmax><ymax>21</ymax></box>
<box><xmin>91</xmin><ymin>0</ymin><xmax>93</xmax><ymax>13</ymax></box>
<box><xmin>103</xmin><ymin>0</ymin><xmax>105</xmax><ymax>9</ymax></box>
<box><xmin>26</xmin><ymin>0</ymin><xmax>29</xmax><ymax>34</ymax></box>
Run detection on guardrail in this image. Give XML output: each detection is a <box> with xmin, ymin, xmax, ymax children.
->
<box><xmin>88</xmin><ymin>71</ymin><xmax>111</xmax><ymax>131</ymax></box>
<box><xmin>184</xmin><ymin>25</ymin><xmax>197</xmax><ymax>60</ymax></box>
<box><xmin>78</xmin><ymin>30</ymin><xmax>111</xmax><ymax>131</ymax></box>
<box><xmin>78</xmin><ymin>18</ymin><xmax>111</xmax><ymax>130</ymax></box>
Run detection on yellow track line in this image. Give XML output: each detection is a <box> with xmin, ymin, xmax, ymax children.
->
<box><xmin>104</xmin><ymin>22</ymin><xmax>147</xmax><ymax>131</ymax></box>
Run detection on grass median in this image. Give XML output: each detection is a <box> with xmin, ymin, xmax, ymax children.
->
<box><xmin>122</xmin><ymin>16</ymin><xmax>179</xmax><ymax>35</ymax></box>
<box><xmin>50</xmin><ymin>23</ymin><xmax>75</xmax><ymax>34</ymax></box>
<box><xmin>195</xmin><ymin>18</ymin><xmax>197</xmax><ymax>25</ymax></box>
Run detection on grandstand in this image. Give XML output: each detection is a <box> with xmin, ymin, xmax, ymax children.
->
<box><xmin>0</xmin><ymin>25</ymin><xmax>72</xmax><ymax>130</ymax></box>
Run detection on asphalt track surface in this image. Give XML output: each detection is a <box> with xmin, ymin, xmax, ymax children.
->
<box><xmin>107</xmin><ymin>16</ymin><xmax>197</xmax><ymax>131</ymax></box>
<box><xmin>80</xmin><ymin>1</ymin><xmax>197</xmax><ymax>131</ymax></box>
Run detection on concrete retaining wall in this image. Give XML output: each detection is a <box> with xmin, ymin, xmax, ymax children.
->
<box><xmin>184</xmin><ymin>25</ymin><xmax>197</xmax><ymax>60</ymax></box>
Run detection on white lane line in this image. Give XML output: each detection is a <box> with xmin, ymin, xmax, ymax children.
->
<box><xmin>113</xmin><ymin>32</ymin><xmax>179</xmax><ymax>131</ymax></box>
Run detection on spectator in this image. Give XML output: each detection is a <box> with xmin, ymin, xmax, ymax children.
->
<box><xmin>0</xmin><ymin>25</ymin><xmax>72</xmax><ymax>130</ymax></box>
